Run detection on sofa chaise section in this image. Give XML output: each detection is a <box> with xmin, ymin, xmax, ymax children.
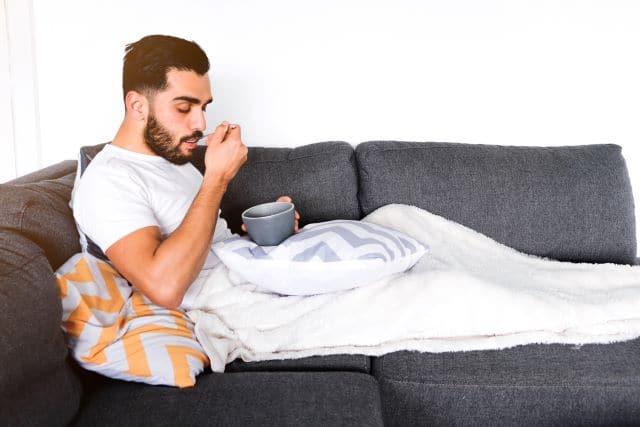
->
<box><xmin>356</xmin><ymin>140</ymin><xmax>640</xmax><ymax>425</ymax></box>
<box><xmin>373</xmin><ymin>340</ymin><xmax>640</xmax><ymax>425</ymax></box>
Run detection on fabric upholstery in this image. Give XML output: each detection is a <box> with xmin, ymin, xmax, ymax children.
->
<box><xmin>72</xmin><ymin>371</ymin><xmax>383</xmax><ymax>426</ymax></box>
<box><xmin>199</xmin><ymin>142</ymin><xmax>361</xmax><ymax>234</ymax></box>
<box><xmin>4</xmin><ymin>140</ymin><xmax>639</xmax><ymax>425</ymax></box>
<box><xmin>0</xmin><ymin>230</ymin><xmax>82</xmax><ymax>426</ymax></box>
<box><xmin>373</xmin><ymin>338</ymin><xmax>640</xmax><ymax>425</ymax></box>
<box><xmin>78</xmin><ymin>141</ymin><xmax>362</xmax><ymax>235</ymax></box>
<box><xmin>225</xmin><ymin>354</ymin><xmax>371</xmax><ymax>373</ymax></box>
<box><xmin>356</xmin><ymin>141</ymin><xmax>637</xmax><ymax>264</ymax></box>
<box><xmin>5</xmin><ymin>159</ymin><xmax>76</xmax><ymax>185</ymax></box>
<box><xmin>79</xmin><ymin>142</ymin><xmax>108</xmax><ymax>174</ymax></box>
<box><xmin>0</xmin><ymin>172</ymin><xmax>80</xmax><ymax>270</ymax></box>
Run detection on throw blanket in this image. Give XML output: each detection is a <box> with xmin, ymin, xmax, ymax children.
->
<box><xmin>187</xmin><ymin>204</ymin><xmax>640</xmax><ymax>373</ymax></box>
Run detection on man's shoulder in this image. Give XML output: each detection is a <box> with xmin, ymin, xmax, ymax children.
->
<box><xmin>77</xmin><ymin>151</ymin><xmax>147</xmax><ymax>198</ymax></box>
<box><xmin>85</xmin><ymin>146</ymin><xmax>135</xmax><ymax>175</ymax></box>
<box><xmin>81</xmin><ymin>147</ymin><xmax>155</xmax><ymax>188</ymax></box>
<box><xmin>77</xmin><ymin>145</ymin><xmax>201</xmax><ymax>196</ymax></box>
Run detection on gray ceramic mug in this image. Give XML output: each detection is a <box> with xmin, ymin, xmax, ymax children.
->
<box><xmin>241</xmin><ymin>201</ymin><xmax>295</xmax><ymax>246</ymax></box>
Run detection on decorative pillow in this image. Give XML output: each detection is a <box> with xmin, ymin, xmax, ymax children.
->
<box><xmin>56</xmin><ymin>253</ymin><xmax>209</xmax><ymax>388</ymax></box>
<box><xmin>213</xmin><ymin>220</ymin><xmax>428</xmax><ymax>295</ymax></box>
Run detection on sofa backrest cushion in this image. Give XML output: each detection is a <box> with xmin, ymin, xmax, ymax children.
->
<box><xmin>356</xmin><ymin>141</ymin><xmax>636</xmax><ymax>264</ymax></box>
<box><xmin>0</xmin><ymin>172</ymin><xmax>80</xmax><ymax>270</ymax></box>
<box><xmin>0</xmin><ymin>230</ymin><xmax>82</xmax><ymax>425</ymax></box>
<box><xmin>192</xmin><ymin>141</ymin><xmax>361</xmax><ymax>234</ymax></box>
<box><xmin>78</xmin><ymin>141</ymin><xmax>361</xmax><ymax>235</ymax></box>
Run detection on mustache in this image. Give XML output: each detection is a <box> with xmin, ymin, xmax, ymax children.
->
<box><xmin>180</xmin><ymin>130</ymin><xmax>204</xmax><ymax>143</ymax></box>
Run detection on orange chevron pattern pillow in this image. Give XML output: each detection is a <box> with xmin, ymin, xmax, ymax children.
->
<box><xmin>56</xmin><ymin>253</ymin><xmax>209</xmax><ymax>387</ymax></box>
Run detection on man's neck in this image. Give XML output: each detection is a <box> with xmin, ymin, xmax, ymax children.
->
<box><xmin>111</xmin><ymin>119</ymin><xmax>157</xmax><ymax>156</ymax></box>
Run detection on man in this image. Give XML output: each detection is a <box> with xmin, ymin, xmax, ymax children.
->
<box><xmin>72</xmin><ymin>34</ymin><xmax>299</xmax><ymax>309</ymax></box>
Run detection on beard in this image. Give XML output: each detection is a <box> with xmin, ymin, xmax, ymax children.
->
<box><xmin>143</xmin><ymin>113</ymin><xmax>202</xmax><ymax>165</ymax></box>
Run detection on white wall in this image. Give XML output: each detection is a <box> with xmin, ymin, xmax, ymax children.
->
<box><xmin>0</xmin><ymin>2</ymin><xmax>14</xmax><ymax>181</ymax></box>
<box><xmin>4</xmin><ymin>0</ymin><xmax>640</xmax><ymax>249</ymax></box>
<box><xmin>1</xmin><ymin>0</ymin><xmax>41</xmax><ymax>181</ymax></box>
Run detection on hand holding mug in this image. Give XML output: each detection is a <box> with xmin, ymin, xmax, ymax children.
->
<box><xmin>241</xmin><ymin>196</ymin><xmax>300</xmax><ymax>234</ymax></box>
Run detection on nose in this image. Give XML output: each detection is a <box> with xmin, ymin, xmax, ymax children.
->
<box><xmin>191</xmin><ymin>110</ymin><xmax>206</xmax><ymax>132</ymax></box>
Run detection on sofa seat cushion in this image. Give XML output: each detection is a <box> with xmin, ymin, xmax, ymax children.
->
<box><xmin>356</xmin><ymin>141</ymin><xmax>636</xmax><ymax>264</ymax></box>
<box><xmin>0</xmin><ymin>230</ymin><xmax>82</xmax><ymax>426</ymax></box>
<box><xmin>72</xmin><ymin>371</ymin><xmax>383</xmax><ymax>426</ymax></box>
<box><xmin>225</xmin><ymin>354</ymin><xmax>371</xmax><ymax>373</ymax></box>
<box><xmin>373</xmin><ymin>338</ymin><xmax>640</xmax><ymax>425</ymax></box>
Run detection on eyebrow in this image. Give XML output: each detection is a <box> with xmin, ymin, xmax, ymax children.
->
<box><xmin>173</xmin><ymin>96</ymin><xmax>213</xmax><ymax>106</ymax></box>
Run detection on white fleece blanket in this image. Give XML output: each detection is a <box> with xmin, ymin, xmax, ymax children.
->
<box><xmin>187</xmin><ymin>204</ymin><xmax>640</xmax><ymax>373</ymax></box>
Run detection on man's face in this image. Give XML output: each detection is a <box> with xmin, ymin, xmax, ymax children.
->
<box><xmin>143</xmin><ymin>69</ymin><xmax>212</xmax><ymax>165</ymax></box>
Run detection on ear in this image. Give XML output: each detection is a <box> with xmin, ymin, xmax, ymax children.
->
<box><xmin>124</xmin><ymin>90</ymin><xmax>149</xmax><ymax>121</ymax></box>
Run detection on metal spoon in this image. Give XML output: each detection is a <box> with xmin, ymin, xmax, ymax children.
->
<box><xmin>196</xmin><ymin>124</ymin><xmax>238</xmax><ymax>145</ymax></box>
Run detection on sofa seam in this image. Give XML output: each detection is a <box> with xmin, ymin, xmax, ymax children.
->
<box><xmin>18</xmin><ymin>199</ymin><xmax>31</xmax><ymax>236</ymax></box>
<box><xmin>355</xmin><ymin>149</ymin><xmax>370</xmax><ymax>214</ymax></box>
<box><xmin>381</xmin><ymin>377</ymin><xmax>640</xmax><ymax>389</ymax></box>
<box><xmin>350</xmin><ymin>150</ymin><xmax>364</xmax><ymax>220</ymax></box>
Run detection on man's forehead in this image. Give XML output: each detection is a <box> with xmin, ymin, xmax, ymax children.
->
<box><xmin>163</xmin><ymin>69</ymin><xmax>212</xmax><ymax>101</ymax></box>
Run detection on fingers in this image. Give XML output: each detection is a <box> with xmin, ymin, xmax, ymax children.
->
<box><xmin>206</xmin><ymin>122</ymin><xmax>240</xmax><ymax>144</ymax></box>
<box><xmin>275</xmin><ymin>196</ymin><xmax>299</xmax><ymax>221</ymax></box>
<box><xmin>224</xmin><ymin>123</ymin><xmax>241</xmax><ymax>141</ymax></box>
<box><xmin>208</xmin><ymin>121</ymin><xmax>231</xmax><ymax>144</ymax></box>
<box><xmin>273</xmin><ymin>196</ymin><xmax>300</xmax><ymax>233</ymax></box>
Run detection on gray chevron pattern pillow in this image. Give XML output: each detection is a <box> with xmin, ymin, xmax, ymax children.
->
<box><xmin>213</xmin><ymin>220</ymin><xmax>428</xmax><ymax>295</ymax></box>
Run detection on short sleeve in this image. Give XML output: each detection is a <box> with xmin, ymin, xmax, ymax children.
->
<box><xmin>72</xmin><ymin>160</ymin><xmax>159</xmax><ymax>253</ymax></box>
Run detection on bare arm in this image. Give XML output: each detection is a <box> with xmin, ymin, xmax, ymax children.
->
<box><xmin>106</xmin><ymin>122</ymin><xmax>247</xmax><ymax>308</ymax></box>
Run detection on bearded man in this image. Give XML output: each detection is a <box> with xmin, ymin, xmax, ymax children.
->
<box><xmin>72</xmin><ymin>35</ymin><xmax>298</xmax><ymax>309</ymax></box>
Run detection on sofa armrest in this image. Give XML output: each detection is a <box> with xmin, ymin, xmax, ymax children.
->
<box><xmin>5</xmin><ymin>160</ymin><xmax>77</xmax><ymax>184</ymax></box>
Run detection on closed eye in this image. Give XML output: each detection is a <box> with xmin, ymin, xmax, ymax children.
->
<box><xmin>173</xmin><ymin>96</ymin><xmax>212</xmax><ymax>113</ymax></box>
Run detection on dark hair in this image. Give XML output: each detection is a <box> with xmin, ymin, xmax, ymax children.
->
<box><xmin>122</xmin><ymin>34</ymin><xmax>209</xmax><ymax>100</ymax></box>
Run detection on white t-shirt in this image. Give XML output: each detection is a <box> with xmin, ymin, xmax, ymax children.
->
<box><xmin>71</xmin><ymin>144</ymin><xmax>232</xmax><ymax>307</ymax></box>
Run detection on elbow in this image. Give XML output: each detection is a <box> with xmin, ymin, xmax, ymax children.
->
<box><xmin>137</xmin><ymin>276</ymin><xmax>185</xmax><ymax>310</ymax></box>
<box><xmin>152</xmin><ymin>286</ymin><xmax>184</xmax><ymax>310</ymax></box>
<box><xmin>152</xmin><ymin>293</ymin><xmax>182</xmax><ymax>310</ymax></box>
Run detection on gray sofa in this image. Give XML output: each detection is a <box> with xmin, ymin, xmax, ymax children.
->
<box><xmin>2</xmin><ymin>140</ymin><xmax>639</xmax><ymax>426</ymax></box>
